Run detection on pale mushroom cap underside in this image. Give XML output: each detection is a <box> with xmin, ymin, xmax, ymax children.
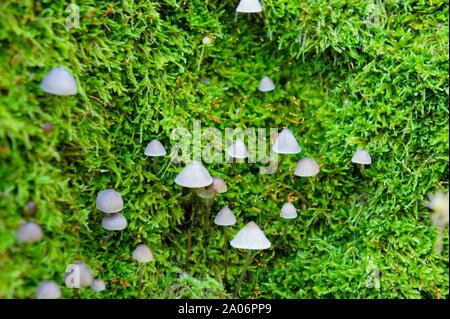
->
<box><xmin>16</xmin><ymin>222</ymin><xmax>43</xmax><ymax>243</ymax></box>
<box><xmin>214</xmin><ymin>206</ymin><xmax>237</xmax><ymax>226</ymax></box>
<box><xmin>227</xmin><ymin>139</ymin><xmax>249</xmax><ymax>159</ymax></box>
<box><xmin>236</xmin><ymin>0</ymin><xmax>263</xmax><ymax>13</ymax></box>
<box><xmin>351</xmin><ymin>148</ymin><xmax>372</xmax><ymax>165</ymax></box>
<box><xmin>35</xmin><ymin>281</ymin><xmax>61</xmax><ymax>299</ymax></box>
<box><xmin>64</xmin><ymin>262</ymin><xmax>93</xmax><ymax>288</ymax></box>
<box><xmin>144</xmin><ymin>139</ymin><xmax>167</xmax><ymax>157</ymax></box>
<box><xmin>281</xmin><ymin>202</ymin><xmax>298</xmax><ymax>219</ymax></box>
<box><xmin>230</xmin><ymin>221</ymin><xmax>271</xmax><ymax>250</ymax></box>
<box><xmin>90</xmin><ymin>279</ymin><xmax>106</xmax><ymax>292</ymax></box>
<box><xmin>196</xmin><ymin>186</ymin><xmax>215</xmax><ymax>199</ymax></box>
<box><xmin>101</xmin><ymin>213</ymin><xmax>127</xmax><ymax>231</ymax></box>
<box><xmin>132</xmin><ymin>244</ymin><xmax>154</xmax><ymax>263</ymax></box>
<box><xmin>40</xmin><ymin>66</ymin><xmax>77</xmax><ymax>96</ymax></box>
<box><xmin>96</xmin><ymin>189</ymin><xmax>124</xmax><ymax>213</ymax></box>
<box><xmin>258</xmin><ymin>76</ymin><xmax>275</xmax><ymax>92</ymax></box>
<box><xmin>175</xmin><ymin>160</ymin><xmax>213</xmax><ymax>188</ymax></box>
<box><xmin>294</xmin><ymin>156</ymin><xmax>320</xmax><ymax>177</ymax></box>
<box><xmin>272</xmin><ymin>128</ymin><xmax>301</xmax><ymax>154</ymax></box>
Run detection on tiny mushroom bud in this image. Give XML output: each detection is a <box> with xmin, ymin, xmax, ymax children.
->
<box><xmin>258</xmin><ymin>76</ymin><xmax>275</xmax><ymax>92</ymax></box>
<box><xmin>144</xmin><ymin>139</ymin><xmax>166</xmax><ymax>157</ymax></box>
<box><xmin>96</xmin><ymin>189</ymin><xmax>124</xmax><ymax>213</ymax></box>
<box><xmin>102</xmin><ymin>213</ymin><xmax>127</xmax><ymax>231</ymax></box>
<box><xmin>25</xmin><ymin>200</ymin><xmax>37</xmax><ymax>216</ymax></box>
<box><xmin>202</xmin><ymin>36</ymin><xmax>212</xmax><ymax>45</ymax></box>
<box><xmin>227</xmin><ymin>139</ymin><xmax>249</xmax><ymax>159</ymax></box>
<box><xmin>281</xmin><ymin>202</ymin><xmax>297</xmax><ymax>219</ymax></box>
<box><xmin>175</xmin><ymin>160</ymin><xmax>213</xmax><ymax>188</ymax></box>
<box><xmin>236</xmin><ymin>0</ymin><xmax>263</xmax><ymax>13</ymax></box>
<box><xmin>35</xmin><ymin>280</ymin><xmax>61</xmax><ymax>299</ymax></box>
<box><xmin>294</xmin><ymin>156</ymin><xmax>320</xmax><ymax>177</ymax></box>
<box><xmin>42</xmin><ymin>122</ymin><xmax>53</xmax><ymax>134</ymax></box>
<box><xmin>40</xmin><ymin>66</ymin><xmax>77</xmax><ymax>96</ymax></box>
<box><xmin>351</xmin><ymin>148</ymin><xmax>372</xmax><ymax>165</ymax></box>
<box><xmin>214</xmin><ymin>206</ymin><xmax>237</xmax><ymax>226</ymax></box>
<box><xmin>16</xmin><ymin>222</ymin><xmax>43</xmax><ymax>244</ymax></box>
<box><xmin>90</xmin><ymin>279</ymin><xmax>106</xmax><ymax>292</ymax></box>
<box><xmin>231</xmin><ymin>221</ymin><xmax>271</xmax><ymax>297</ymax></box>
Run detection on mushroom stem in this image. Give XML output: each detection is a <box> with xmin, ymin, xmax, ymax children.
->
<box><xmin>73</xmin><ymin>288</ymin><xmax>79</xmax><ymax>299</ymax></box>
<box><xmin>137</xmin><ymin>263</ymin><xmax>144</xmax><ymax>299</ymax></box>
<box><xmin>204</xmin><ymin>193</ymin><xmax>216</xmax><ymax>234</ymax></box>
<box><xmin>224</xmin><ymin>227</ymin><xmax>229</xmax><ymax>285</ymax></box>
<box><xmin>152</xmin><ymin>157</ymin><xmax>157</xmax><ymax>173</ymax></box>
<box><xmin>283</xmin><ymin>220</ymin><xmax>288</xmax><ymax>254</ymax></box>
<box><xmin>232</xmin><ymin>158</ymin><xmax>236</xmax><ymax>173</ymax></box>
<box><xmin>185</xmin><ymin>229</ymin><xmax>192</xmax><ymax>271</ymax></box>
<box><xmin>104</xmin><ymin>230</ymin><xmax>113</xmax><ymax>242</ymax></box>
<box><xmin>360</xmin><ymin>164</ymin><xmax>366</xmax><ymax>178</ymax></box>
<box><xmin>233</xmin><ymin>250</ymin><xmax>252</xmax><ymax>298</ymax></box>
<box><xmin>275</xmin><ymin>154</ymin><xmax>285</xmax><ymax>176</ymax></box>
<box><xmin>435</xmin><ymin>226</ymin><xmax>444</xmax><ymax>253</ymax></box>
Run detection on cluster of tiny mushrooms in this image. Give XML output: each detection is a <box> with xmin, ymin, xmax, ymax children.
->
<box><xmin>14</xmin><ymin>0</ymin><xmax>448</xmax><ymax>299</ymax></box>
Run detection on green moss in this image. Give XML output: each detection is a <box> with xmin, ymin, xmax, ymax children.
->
<box><xmin>0</xmin><ymin>0</ymin><xmax>448</xmax><ymax>299</ymax></box>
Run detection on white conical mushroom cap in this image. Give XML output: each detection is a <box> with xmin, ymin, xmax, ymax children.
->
<box><xmin>95</xmin><ymin>189</ymin><xmax>124</xmax><ymax>213</ymax></box>
<box><xmin>101</xmin><ymin>213</ymin><xmax>127</xmax><ymax>231</ymax></box>
<box><xmin>214</xmin><ymin>206</ymin><xmax>237</xmax><ymax>226</ymax></box>
<box><xmin>35</xmin><ymin>280</ymin><xmax>61</xmax><ymax>299</ymax></box>
<box><xmin>227</xmin><ymin>139</ymin><xmax>249</xmax><ymax>159</ymax></box>
<box><xmin>202</xmin><ymin>36</ymin><xmax>212</xmax><ymax>44</ymax></box>
<box><xmin>144</xmin><ymin>139</ymin><xmax>166</xmax><ymax>157</ymax></box>
<box><xmin>64</xmin><ymin>262</ymin><xmax>93</xmax><ymax>288</ymax></box>
<box><xmin>258</xmin><ymin>76</ymin><xmax>275</xmax><ymax>92</ymax></box>
<box><xmin>175</xmin><ymin>160</ymin><xmax>213</xmax><ymax>188</ymax></box>
<box><xmin>294</xmin><ymin>156</ymin><xmax>320</xmax><ymax>177</ymax></box>
<box><xmin>40</xmin><ymin>66</ymin><xmax>77</xmax><ymax>95</ymax></box>
<box><xmin>351</xmin><ymin>148</ymin><xmax>372</xmax><ymax>165</ymax></box>
<box><xmin>272</xmin><ymin>128</ymin><xmax>301</xmax><ymax>154</ymax></box>
<box><xmin>132</xmin><ymin>244</ymin><xmax>154</xmax><ymax>263</ymax></box>
<box><xmin>230</xmin><ymin>221</ymin><xmax>271</xmax><ymax>250</ymax></box>
<box><xmin>16</xmin><ymin>222</ymin><xmax>43</xmax><ymax>244</ymax></box>
<box><xmin>90</xmin><ymin>279</ymin><xmax>106</xmax><ymax>292</ymax></box>
<box><xmin>236</xmin><ymin>0</ymin><xmax>263</xmax><ymax>13</ymax></box>
<box><xmin>281</xmin><ymin>202</ymin><xmax>297</xmax><ymax>219</ymax></box>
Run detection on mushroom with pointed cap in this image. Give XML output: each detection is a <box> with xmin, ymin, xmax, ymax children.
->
<box><xmin>96</xmin><ymin>189</ymin><xmax>123</xmax><ymax>214</ymax></box>
<box><xmin>214</xmin><ymin>206</ymin><xmax>237</xmax><ymax>284</ymax></box>
<box><xmin>90</xmin><ymin>279</ymin><xmax>106</xmax><ymax>292</ymax></box>
<box><xmin>175</xmin><ymin>160</ymin><xmax>213</xmax><ymax>270</ymax></box>
<box><xmin>145</xmin><ymin>139</ymin><xmax>167</xmax><ymax>173</ymax></box>
<box><xmin>258</xmin><ymin>76</ymin><xmax>275</xmax><ymax>92</ymax></box>
<box><xmin>280</xmin><ymin>202</ymin><xmax>298</xmax><ymax>254</ymax></box>
<box><xmin>230</xmin><ymin>221</ymin><xmax>271</xmax><ymax>297</ymax></box>
<box><xmin>236</xmin><ymin>0</ymin><xmax>263</xmax><ymax>13</ymax></box>
<box><xmin>351</xmin><ymin>148</ymin><xmax>372</xmax><ymax>177</ymax></box>
<box><xmin>64</xmin><ymin>261</ymin><xmax>93</xmax><ymax>298</ymax></box>
<box><xmin>35</xmin><ymin>280</ymin><xmax>61</xmax><ymax>299</ymax></box>
<box><xmin>227</xmin><ymin>139</ymin><xmax>248</xmax><ymax>173</ymax></box>
<box><xmin>40</xmin><ymin>66</ymin><xmax>77</xmax><ymax>96</ymax></box>
<box><xmin>16</xmin><ymin>222</ymin><xmax>43</xmax><ymax>244</ymax></box>
<box><xmin>272</xmin><ymin>128</ymin><xmax>301</xmax><ymax>175</ymax></box>
<box><xmin>294</xmin><ymin>156</ymin><xmax>320</xmax><ymax>177</ymax></box>
<box><xmin>132</xmin><ymin>244</ymin><xmax>154</xmax><ymax>298</ymax></box>
<box><xmin>197</xmin><ymin>177</ymin><xmax>228</xmax><ymax>233</ymax></box>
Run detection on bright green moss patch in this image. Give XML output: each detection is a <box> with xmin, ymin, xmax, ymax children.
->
<box><xmin>0</xmin><ymin>0</ymin><xmax>448</xmax><ymax>299</ymax></box>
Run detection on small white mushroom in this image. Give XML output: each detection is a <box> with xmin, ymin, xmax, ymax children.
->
<box><xmin>16</xmin><ymin>222</ymin><xmax>43</xmax><ymax>244</ymax></box>
<box><xmin>294</xmin><ymin>156</ymin><xmax>320</xmax><ymax>177</ymax></box>
<box><xmin>272</xmin><ymin>128</ymin><xmax>301</xmax><ymax>154</ymax></box>
<box><xmin>90</xmin><ymin>279</ymin><xmax>106</xmax><ymax>292</ymax></box>
<box><xmin>202</xmin><ymin>36</ymin><xmax>212</xmax><ymax>45</ymax></box>
<box><xmin>230</xmin><ymin>221</ymin><xmax>271</xmax><ymax>250</ymax></box>
<box><xmin>281</xmin><ymin>202</ymin><xmax>297</xmax><ymax>219</ymax></box>
<box><xmin>96</xmin><ymin>189</ymin><xmax>124</xmax><ymax>214</ymax></box>
<box><xmin>227</xmin><ymin>139</ymin><xmax>249</xmax><ymax>159</ymax></box>
<box><xmin>214</xmin><ymin>206</ymin><xmax>237</xmax><ymax>226</ymax></box>
<box><xmin>258</xmin><ymin>76</ymin><xmax>275</xmax><ymax>92</ymax></box>
<box><xmin>101</xmin><ymin>213</ymin><xmax>127</xmax><ymax>231</ymax></box>
<box><xmin>40</xmin><ymin>66</ymin><xmax>77</xmax><ymax>95</ymax></box>
<box><xmin>174</xmin><ymin>160</ymin><xmax>213</xmax><ymax>188</ymax></box>
<box><xmin>144</xmin><ymin>139</ymin><xmax>166</xmax><ymax>157</ymax></box>
<box><xmin>35</xmin><ymin>280</ymin><xmax>61</xmax><ymax>299</ymax></box>
<box><xmin>132</xmin><ymin>244</ymin><xmax>154</xmax><ymax>263</ymax></box>
<box><xmin>351</xmin><ymin>148</ymin><xmax>372</xmax><ymax>165</ymax></box>
<box><xmin>211</xmin><ymin>176</ymin><xmax>227</xmax><ymax>193</ymax></box>
<box><xmin>236</xmin><ymin>0</ymin><xmax>263</xmax><ymax>13</ymax></box>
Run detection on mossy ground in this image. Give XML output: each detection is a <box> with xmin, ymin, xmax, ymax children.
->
<box><xmin>0</xmin><ymin>0</ymin><xmax>448</xmax><ymax>299</ymax></box>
